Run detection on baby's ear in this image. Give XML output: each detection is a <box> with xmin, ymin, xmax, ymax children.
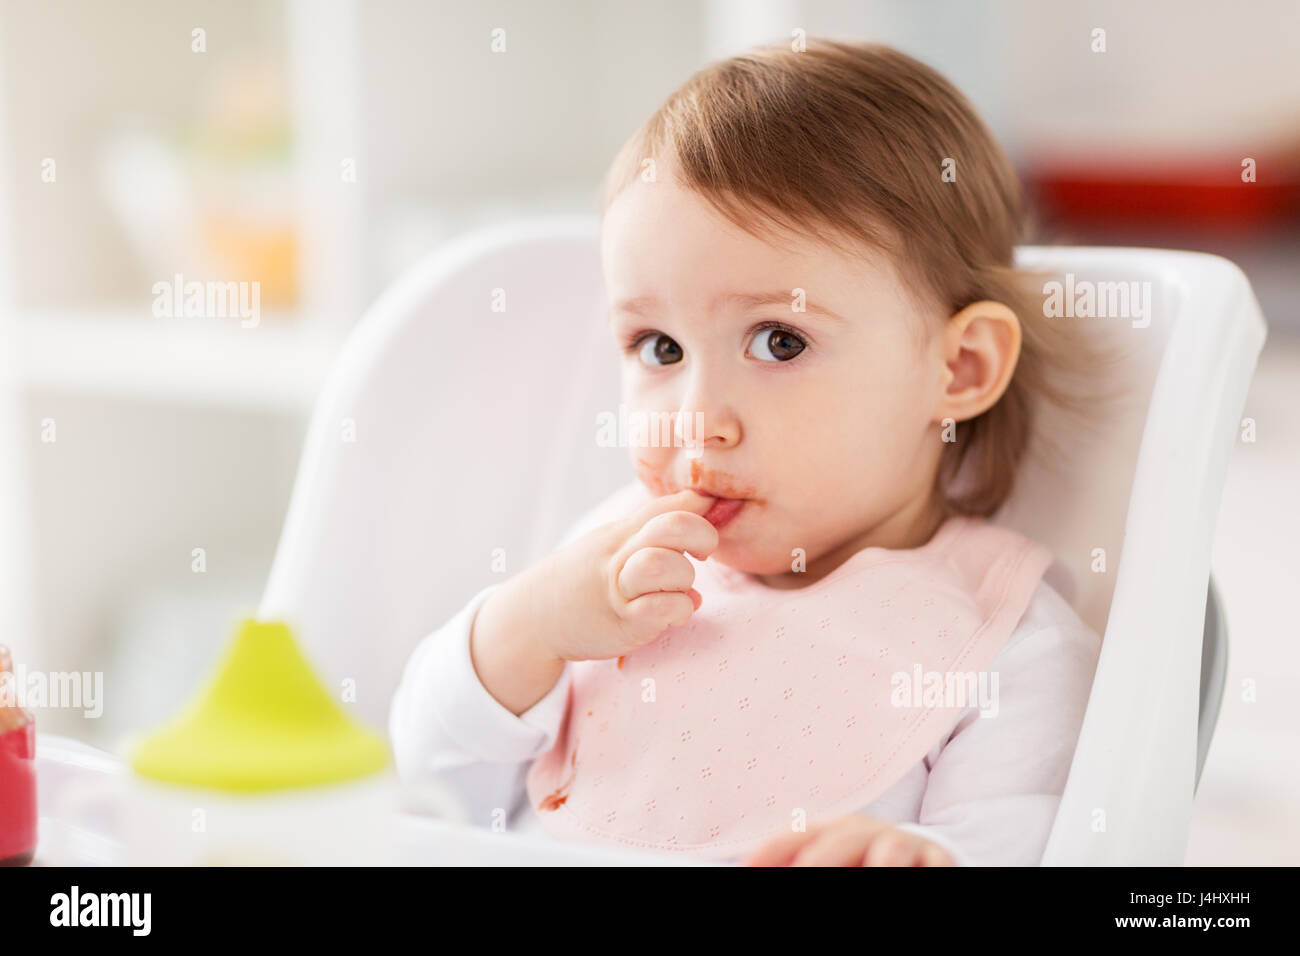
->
<box><xmin>934</xmin><ymin>300</ymin><xmax>1021</xmax><ymax>423</ymax></box>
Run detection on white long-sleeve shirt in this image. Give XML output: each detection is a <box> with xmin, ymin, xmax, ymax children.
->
<box><xmin>389</xmin><ymin>487</ymin><xmax>1101</xmax><ymax>866</ymax></box>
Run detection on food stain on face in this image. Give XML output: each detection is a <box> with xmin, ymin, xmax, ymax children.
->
<box><xmin>634</xmin><ymin>458</ymin><xmax>671</xmax><ymax>496</ymax></box>
<box><xmin>537</xmin><ymin>746</ymin><xmax>579</xmax><ymax>812</ymax></box>
<box><xmin>617</xmin><ymin>656</ymin><xmax>625</xmax><ymax>669</ymax></box>
<box><xmin>690</xmin><ymin>464</ymin><xmax>758</xmax><ymax>500</ymax></box>
<box><xmin>638</xmin><ymin>456</ymin><xmax>758</xmax><ymax>501</ymax></box>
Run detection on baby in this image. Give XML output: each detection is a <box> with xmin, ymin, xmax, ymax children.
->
<box><xmin>389</xmin><ymin>40</ymin><xmax>1102</xmax><ymax>866</ymax></box>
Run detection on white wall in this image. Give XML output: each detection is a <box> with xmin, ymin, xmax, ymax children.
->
<box><xmin>352</xmin><ymin>0</ymin><xmax>703</xmax><ymax>296</ymax></box>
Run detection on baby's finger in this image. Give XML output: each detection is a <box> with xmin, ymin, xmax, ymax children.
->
<box><xmin>630</xmin><ymin>509</ymin><xmax>719</xmax><ymax>561</ymax></box>
<box><xmin>862</xmin><ymin>829</ymin><xmax>919</xmax><ymax>867</ymax></box>
<box><xmin>743</xmin><ymin>827</ymin><xmax>821</xmax><ymax>867</ymax></box>
<box><xmin>918</xmin><ymin>841</ymin><xmax>956</xmax><ymax>867</ymax></box>
<box><xmin>618</xmin><ymin>547</ymin><xmax>696</xmax><ymax>600</ymax></box>
<box><xmin>628</xmin><ymin>488</ymin><xmax>716</xmax><ymax>526</ymax></box>
<box><xmin>791</xmin><ymin>827</ymin><xmax>876</xmax><ymax>867</ymax></box>
<box><xmin>622</xmin><ymin>589</ymin><xmax>695</xmax><ymax>632</ymax></box>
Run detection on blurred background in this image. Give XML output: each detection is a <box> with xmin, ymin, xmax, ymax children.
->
<box><xmin>0</xmin><ymin>0</ymin><xmax>1295</xmax><ymax>863</ymax></box>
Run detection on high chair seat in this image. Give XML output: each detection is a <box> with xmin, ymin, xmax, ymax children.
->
<box><xmin>259</xmin><ymin>217</ymin><xmax>1265</xmax><ymax>866</ymax></box>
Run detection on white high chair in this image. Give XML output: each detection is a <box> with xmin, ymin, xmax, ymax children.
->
<box><xmin>259</xmin><ymin>216</ymin><xmax>1266</xmax><ymax>866</ymax></box>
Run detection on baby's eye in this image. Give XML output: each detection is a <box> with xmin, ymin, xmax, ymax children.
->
<box><xmin>746</xmin><ymin>326</ymin><xmax>806</xmax><ymax>362</ymax></box>
<box><xmin>636</xmin><ymin>333</ymin><xmax>684</xmax><ymax>367</ymax></box>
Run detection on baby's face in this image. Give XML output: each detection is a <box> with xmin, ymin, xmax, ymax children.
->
<box><xmin>601</xmin><ymin>172</ymin><xmax>950</xmax><ymax>582</ymax></box>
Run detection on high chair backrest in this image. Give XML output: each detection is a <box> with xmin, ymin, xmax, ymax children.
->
<box><xmin>261</xmin><ymin>218</ymin><xmax>625</xmax><ymax>731</ymax></box>
<box><xmin>260</xmin><ymin>218</ymin><xmax>1265</xmax><ymax>865</ymax></box>
<box><xmin>1008</xmin><ymin>246</ymin><xmax>1266</xmax><ymax>865</ymax></box>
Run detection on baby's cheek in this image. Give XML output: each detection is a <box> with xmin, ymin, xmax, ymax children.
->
<box><xmin>631</xmin><ymin>453</ymin><xmax>672</xmax><ymax>496</ymax></box>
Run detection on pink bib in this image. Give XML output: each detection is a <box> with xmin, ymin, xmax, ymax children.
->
<box><xmin>525</xmin><ymin>514</ymin><xmax>1054</xmax><ymax>859</ymax></box>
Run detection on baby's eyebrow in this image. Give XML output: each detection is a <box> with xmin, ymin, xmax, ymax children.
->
<box><xmin>610</xmin><ymin>295</ymin><xmax>658</xmax><ymax>318</ymax></box>
<box><xmin>611</xmin><ymin>290</ymin><xmax>846</xmax><ymax>322</ymax></box>
<box><xmin>715</xmin><ymin>290</ymin><xmax>847</xmax><ymax>321</ymax></box>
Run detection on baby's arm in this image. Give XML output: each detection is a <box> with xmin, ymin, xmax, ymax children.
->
<box><xmin>388</xmin><ymin>479</ymin><xmax>712</xmax><ymax>827</ymax></box>
<box><xmin>387</xmin><ymin>484</ymin><xmax>637</xmax><ymax>825</ymax></box>
<box><xmin>892</xmin><ymin>581</ymin><xmax>1102</xmax><ymax>866</ymax></box>
<box><xmin>388</xmin><ymin>581</ymin><xmax>574</xmax><ymax>828</ymax></box>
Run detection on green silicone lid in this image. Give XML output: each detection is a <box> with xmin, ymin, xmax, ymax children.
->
<box><xmin>129</xmin><ymin>619</ymin><xmax>389</xmax><ymax>791</ymax></box>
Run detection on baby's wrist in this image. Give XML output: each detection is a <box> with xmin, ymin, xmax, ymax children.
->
<box><xmin>470</xmin><ymin>577</ymin><xmax>566</xmax><ymax>713</ymax></box>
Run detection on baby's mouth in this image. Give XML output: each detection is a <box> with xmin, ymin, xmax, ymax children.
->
<box><xmin>632</xmin><ymin>457</ymin><xmax>756</xmax><ymax>528</ymax></box>
<box><xmin>688</xmin><ymin>460</ymin><xmax>755</xmax><ymax>529</ymax></box>
<box><xmin>702</xmin><ymin>497</ymin><xmax>746</xmax><ymax>529</ymax></box>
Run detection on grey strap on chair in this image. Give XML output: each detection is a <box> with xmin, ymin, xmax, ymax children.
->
<box><xmin>1197</xmin><ymin>575</ymin><xmax>1229</xmax><ymax>791</ymax></box>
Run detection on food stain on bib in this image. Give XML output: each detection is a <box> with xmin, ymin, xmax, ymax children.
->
<box><xmin>537</xmin><ymin>746</ymin><xmax>579</xmax><ymax>812</ymax></box>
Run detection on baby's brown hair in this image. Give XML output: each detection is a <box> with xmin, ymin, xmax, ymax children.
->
<box><xmin>601</xmin><ymin>39</ymin><xmax>1108</xmax><ymax>517</ymax></box>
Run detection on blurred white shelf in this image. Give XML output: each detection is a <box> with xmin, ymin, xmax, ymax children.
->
<box><xmin>9</xmin><ymin>309</ymin><xmax>344</xmax><ymax>413</ymax></box>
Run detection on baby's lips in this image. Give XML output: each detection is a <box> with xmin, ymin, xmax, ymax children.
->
<box><xmin>674</xmin><ymin>488</ymin><xmax>717</xmax><ymax>513</ymax></box>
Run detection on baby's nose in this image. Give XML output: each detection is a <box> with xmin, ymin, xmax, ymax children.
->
<box><xmin>675</xmin><ymin>408</ymin><xmax>741</xmax><ymax>450</ymax></box>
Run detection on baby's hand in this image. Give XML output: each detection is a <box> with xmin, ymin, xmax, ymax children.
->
<box><xmin>549</xmin><ymin>488</ymin><xmax>719</xmax><ymax>662</ymax></box>
<box><xmin>469</xmin><ymin>489</ymin><xmax>717</xmax><ymax>715</ymax></box>
<box><xmin>481</xmin><ymin>488</ymin><xmax>718</xmax><ymax>667</ymax></box>
<box><xmin>743</xmin><ymin>816</ymin><xmax>957</xmax><ymax>867</ymax></box>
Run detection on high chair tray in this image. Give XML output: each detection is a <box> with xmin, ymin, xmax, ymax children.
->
<box><xmin>38</xmin><ymin>812</ymin><xmax>715</xmax><ymax>867</ymax></box>
<box><xmin>33</xmin><ymin>733</ymin><xmax>713</xmax><ymax>866</ymax></box>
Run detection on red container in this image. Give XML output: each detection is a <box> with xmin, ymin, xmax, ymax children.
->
<box><xmin>1025</xmin><ymin>151</ymin><xmax>1300</xmax><ymax>236</ymax></box>
<box><xmin>0</xmin><ymin>646</ymin><xmax>36</xmax><ymax>866</ymax></box>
